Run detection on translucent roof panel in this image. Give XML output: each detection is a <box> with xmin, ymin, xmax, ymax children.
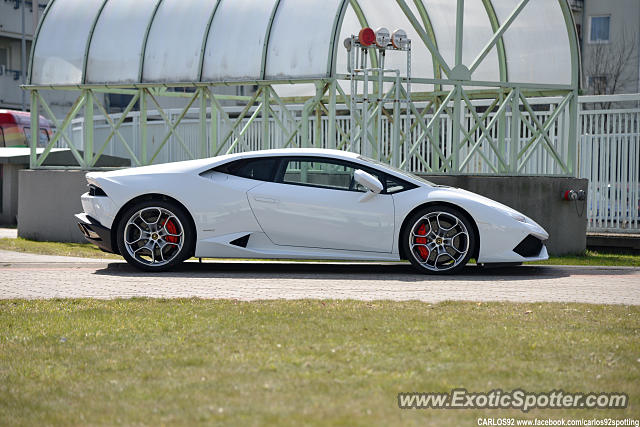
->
<box><xmin>86</xmin><ymin>0</ymin><xmax>159</xmax><ymax>84</ymax></box>
<box><xmin>492</xmin><ymin>0</ymin><xmax>572</xmax><ymax>85</ymax></box>
<box><xmin>29</xmin><ymin>0</ymin><xmax>577</xmax><ymax>89</ymax></box>
<box><xmin>201</xmin><ymin>0</ymin><xmax>278</xmax><ymax>82</ymax></box>
<box><xmin>142</xmin><ymin>0</ymin><xmax>218</xmax><ymax>83</ymax></box>
<box><xmin>30</xmin><ymin>0</ymin><xmax>103</xmax><ymax>85</ymax></box>
<box><xmin>264</xmin><ymin>0</ymin><xmax>344</xmax><ymax>80</ymax></box>
<box><xmin>460</xmin><ymin>0</ymin><xmax>500</xmax><ymax>82</ymax></box>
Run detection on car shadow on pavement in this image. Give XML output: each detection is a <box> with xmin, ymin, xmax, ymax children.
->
<box><xmin>93</xmin><ymin>261</ymin><xmax>577</xmax><ymax>282</ymax></box>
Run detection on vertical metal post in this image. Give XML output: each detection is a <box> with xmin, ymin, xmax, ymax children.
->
<box><xmin>451</xmin><ymin>86</ymin><xmax>462</xmax><ymax>173</ymax></box>
<box><xmin>210</xmin><ymin>90</ymin><xmax>218</xmax><ymax>155</ymax></box>
<box><xmin>567</xmin><ymin>90</ymin><xmax>578</xmax><ymax>176</ymax></box>
<box><xmin>350</xmin><ymin>42</ymin><xmax>357</xmax><ymax>152</ymax></box>
<box><xmin>455</xmin><ymin>0</ymin><xmax>464</xmax><ymax>68</ymax></box>
<box><xmin>392</xmin><ymin>74</ymin><xmax>401</xmax><ymax>167</ymax></box>
<box><xmin>362</xmin><ymin>52</ymin><xmax>369</xmax><ymax>156</ymax></box>
<box><xmin>315</xmin><ymin>103</ymin><xmax>321</xmax><ymax>148</ymax></box>
<box><xmin>140</xmin><ymin>89</ymin><xmax>148</xmax><ymax>164</ymax></box>
<box><xmin>200</xmin><ymin>88</ymin><xmax>207</xmax><ymax>158</ymax></box>
<box><xmin>432</xmin><ymin>97</ymin><xmax>441</xmax><ymax>172</ymax></box>
<box><xmin>328</xmin><ymin>80</ymin><xmax>337</xmax><ymax>149</ymax></box>
<box><xmin>497</xmin><ymin>90</ymin><xmax>507</xmax><ymax>172</ymax></box>
<box><xmin>84</xmin><ymin>90</ymin><xmax>93</xmax><ymax>167</ymax></box>
<box><xmin>30</xmin><ymin>90</ymin><xmax>38</xmax><ymax>168</ymax></box>
<box><xmin>376</xmin><ymin>51</ymin><xmax>385</xmax><ymax>160</ymax></box>
<box><xmin>510</xmin><ymin>87</ymin><xmax>520</xmax><ymax>173</ymax></box>
<box><xmin>262</xmin><ymin>86</ymin><xmax>270</xmax><ymax>150</ymax></box>
<box><xmin>21</xmin><ymin>0</ymin><xmax>26</xmax><ymax>111</ymax></box>
<box><xmin>451</xmin><ymin>0</ymin><xmax>464</xmax><ymax>173</ymax></box>
<box><xmin>302</xmin><ymin>104</ymin><xmax>310</xmax><ymax>148</ymax></box>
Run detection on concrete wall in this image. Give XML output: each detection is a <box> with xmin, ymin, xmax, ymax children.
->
<box><xmin>420</xmin><ymin>175</ymin><xmax>588</xmax><ymax>256</ymax></box>
<box><xmin>0</xmin><ymin>164</ymin><xmax>24</xmax><ymax>225</ymax></box>
<box><xmin>18</xmin><ymin>169</ymin><xmax>87</xmax><ymax>243</ymax></box>
<box><xmin>16</xmin><ymin>169</ymin><xmax>588</xmax><ymax>254</ymax></box>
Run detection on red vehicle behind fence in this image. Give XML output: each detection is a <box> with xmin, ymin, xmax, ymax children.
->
<box><xmin>0</xmin><ymin>109</ymin><xmax>54</xmax><ymax>148</ymax></box>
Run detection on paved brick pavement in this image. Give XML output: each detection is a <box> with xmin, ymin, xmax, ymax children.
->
<box><xmin>0</xmin><ymin>250</ymin><xmax>638</xmax><ymax>304</ymax></box>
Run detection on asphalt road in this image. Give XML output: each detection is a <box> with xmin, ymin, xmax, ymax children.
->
<box><xmin>1</xmin><ymin>249</ymin><xmax>639</xmax><ymax>304</ymax></box>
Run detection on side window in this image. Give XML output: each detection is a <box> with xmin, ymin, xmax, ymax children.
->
<box><xmin>281</xmin><ymin>159</ymin><xmax>363</xmax><ymax>191</ymax></box>
<box><xmin>0</xmin><ymin>127</ymin><xmax>4</xmax><ymax>147</ymax></box>
<box><xmin>278</xmin><ymin>157</ymin><xmax>416</xmax><ymax>194</ymax></box>
<box><xmin>384</xmin><ymin>175</ymin><xmax>413</xmax><ymax>194</ymax></box>
<box><xmin>215</xmin><ymin>158</ymin><xmax>278</xmax><ymax>182</ymax></box>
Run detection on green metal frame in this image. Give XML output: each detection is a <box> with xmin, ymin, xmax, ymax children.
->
<box><xmin>24</xmin><ymin>0</ymin><xmax>581</xmax><ymax>176</ymax></box>
<box><xmin>260</xmin><ymin>0</ymin><xmax>282</xmax><ymax>80</ymax></box>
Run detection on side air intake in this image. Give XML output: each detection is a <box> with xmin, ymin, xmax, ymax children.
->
<box><xmin>229</xmin><ymin>235</ymin><xmax>250</xmax><ymax>248</ymax></box>
<box><xmin>513</xmin><ymin>235</ymin><xmax>544</xmax><ymax>258</ymax></box>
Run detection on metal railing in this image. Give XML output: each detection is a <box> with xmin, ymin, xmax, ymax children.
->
<box><xmin>68</xmin><ymin>96</ymin><xmax>575</xmax><ymax>175</ymax></box>
<box><xmin>63</xmin><ymin>93</ymin><xmax>640</xmax><ymax>234</ymax></box>
<box><xmin>578</xmin><ymin>96</ymin><xmax>640</xmax><ymax>233</ymax></box>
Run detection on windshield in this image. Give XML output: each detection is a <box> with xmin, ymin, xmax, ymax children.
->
<box><xmin>358</xmin><ymin>155</ymin><xmax>435</xmax><ymax>186</ymax></box>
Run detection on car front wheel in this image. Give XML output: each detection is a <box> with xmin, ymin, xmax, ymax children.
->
<box><xmin>116</xmin><ymin>200</ymin><xmax>194</xmax><ymax>271</ymax></box>
<box><xmin>402</xmin><ymin>205</ymin><xmax>476</xmax><ymax>274</ymax></box>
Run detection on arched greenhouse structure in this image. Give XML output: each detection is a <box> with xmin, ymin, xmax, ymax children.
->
<box><xmin>25</xmin><ymin>0</ymin><xmax>580</xmax><ymax>175</ymax></box>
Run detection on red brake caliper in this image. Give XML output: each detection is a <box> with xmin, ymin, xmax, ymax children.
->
<box><xmin>415</xmin><ymin>223</ymin><xmax>429</xmax><ymax>261</ymax></box>
<box><xmin>163</xmin><ymin>219</ymin><xmax>179</xmax><ymax>244</ymax></box>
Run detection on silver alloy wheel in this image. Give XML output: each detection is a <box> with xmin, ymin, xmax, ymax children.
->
<box><xmin>123</xmin><ymin>207</ymin><xmax>185</xmax><ymax>267</ymax></box>
<box><xmin>409</xmin><ymin>211</ymin><xmax>470</xmax><ymax>272</ymax></box>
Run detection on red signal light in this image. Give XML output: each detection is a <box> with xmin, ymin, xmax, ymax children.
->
<box><xmin>358</xmin><ymin>27</ymin><xmax>376</xmax><ymax>47</ymax></box>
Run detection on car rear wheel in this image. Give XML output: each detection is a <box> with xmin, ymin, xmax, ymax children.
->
<box><xmin>402</xmin><ymin>205</ymin><xmax>476</xmax><ymax>274</ymax></box>
<box><xmin>116</xmin><ymin>200</ymin><xmax>194</xmax><ymax>272</ymax></box>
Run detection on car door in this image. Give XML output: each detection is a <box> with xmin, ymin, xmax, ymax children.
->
<box><xmin>247</xmin><ymin>157</ymin><xmax>395</xmax><ymax>252</ymax></box>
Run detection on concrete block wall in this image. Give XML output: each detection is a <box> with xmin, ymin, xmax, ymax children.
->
<box><xmin>18</xmin><ymin>170</ymin><xmax>88</xmax><ymax>243</ymax></box>
<box><xmin>0</xmin><ymin>164</ymin><xmax>24</xmax><ymax>226</ymax></box>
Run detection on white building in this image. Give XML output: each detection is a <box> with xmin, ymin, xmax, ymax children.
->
<box><xmin>571</xmin><ymin>0</ymin><xmax>640</xmax><ymax>95</ymax></box>
<box><xmin>0</xmin><ymin>0</ymin><xmax>87</xmax><ymax>117</ymax></box>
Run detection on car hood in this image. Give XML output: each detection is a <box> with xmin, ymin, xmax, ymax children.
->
<box><xmin>430</xmin><ymin>185</ymin><xmax>547</xmax><ymax>232</ymax></box>
<box><xmin>438</xmin><ymin>186</ymin><xmax>522</xmax><ymax>215</ymax></box>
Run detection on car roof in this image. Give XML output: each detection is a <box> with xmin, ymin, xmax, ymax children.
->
<box><xmin>97</xmin><ymin>148</ymin><xmax>430</xmax><ymax>188</ymax></box>
<box><xmin>215</xmin><ymin>148</ymin><xmax>430</xmax><ymax>187</ymax></box>
<box><xmin>226</xmin><ymin>148</ymin><xmax>361</xmax><ymax>161</ymax></box>
<box><xmin>0</xmin><ymin>109</ymin><xmax>53</xmax><ymax>127</ymax></box>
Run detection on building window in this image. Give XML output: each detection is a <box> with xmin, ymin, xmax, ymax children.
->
<box><xmin>0</xmin><ymin>48</ymin><xmax>8</xmax><ymax>68</ymax></box>
<box><xmin>589</xmin><ymin>16</ymin><xmax>610</xmax><ymax>43</ymax></box>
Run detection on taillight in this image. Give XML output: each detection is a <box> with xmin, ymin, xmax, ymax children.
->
<box><xmin>88</xmin><ymin>184</ymin><xmax>107</xmax><ymax>197</ymax></box>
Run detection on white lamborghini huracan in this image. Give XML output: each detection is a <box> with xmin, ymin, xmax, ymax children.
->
<box><xmin>76</xmin><ymin>148</ymin><xmax>549</xmax><ymax>273</ymax></box>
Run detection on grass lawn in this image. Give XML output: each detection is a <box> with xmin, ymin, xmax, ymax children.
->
<box><xmin>0</xmin><ymin>300</ymin><xmax>638</xmax><ymax>426</ymax></box>
<box><xmin>0</xmin><ymin>238</ymin><xmax>119</xmax><ymax>259</ymax></box>
<box><xmin>2</xmin><ymin>237</ymin><xmax>640</xmax><ymax>267</ymax></box>
<box><xmin>529</xmin><ymin>250</ymin><xmax>640</xmax><ymax>267</ymax></box>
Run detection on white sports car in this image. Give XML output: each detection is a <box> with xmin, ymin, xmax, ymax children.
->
<box><xmin>76</xmin><ymin>148</ymin><xmax>549</xmax><ymax>273</ymax></box>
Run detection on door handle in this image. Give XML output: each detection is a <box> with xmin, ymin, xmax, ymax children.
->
<box><xmin>253</xmin><ymin>196</ymin><xmax>279</xmax><ymax>204</ymax></box>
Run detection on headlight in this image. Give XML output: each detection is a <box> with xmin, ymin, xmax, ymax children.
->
<box><xmin>509</xmin><ymin>212</ymin><xmax>527</xmax><ymax>223</ymax></box>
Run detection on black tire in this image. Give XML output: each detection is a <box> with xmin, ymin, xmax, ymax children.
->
<box><xmin>116</xmin><ymin>199</ymin><xmax>195</xmax><ymax>272</ymax></box>
<box><xmin>401</xmin><ymin>205</ymin><xmax>476</xmax><ymax>275</ymax></box>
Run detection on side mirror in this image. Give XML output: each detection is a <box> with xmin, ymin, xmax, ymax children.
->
<box><xmin>354</xmin><ymin>169</ymin><xmax>383</xmax><ymax>194</ymax></box>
